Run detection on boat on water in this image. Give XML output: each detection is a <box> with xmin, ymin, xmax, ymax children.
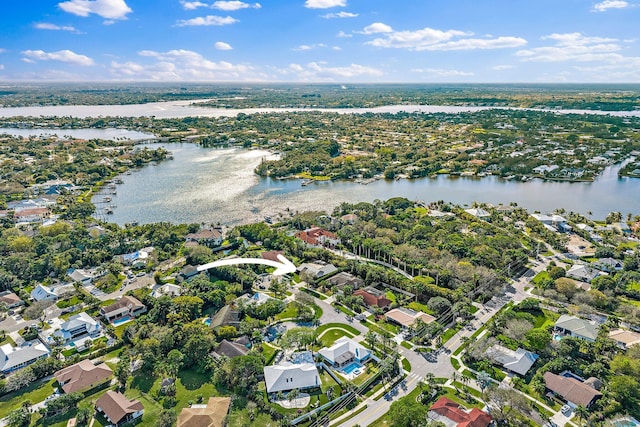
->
<box><xmin>104</xmin><ymin>207</ymin><xmax>113</xmax><ymax>214</ymax></box>
<box><xmin>103</xmin><ymin>196</ymin><xmax>112</xmax><ymax>202</ymax></box>
<box><xmin>301</xmin><ymin>179</ymin><xmax>313</xmax><ymax>186</ymax></box>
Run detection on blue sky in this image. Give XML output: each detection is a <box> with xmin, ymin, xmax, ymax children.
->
<box><xmin>1</xmin><ymin>0</ymin><xmax>639</xmax><ymax>82</ymax></box>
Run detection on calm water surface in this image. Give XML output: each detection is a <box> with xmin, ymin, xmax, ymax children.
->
<box><xmin>93</xmin><ymin>143</ymin><xmax>640</xmax><ymax>226</ymax></box>
<box><xmin>0</xmin><ymin>127</ymin><xmax>154</xmax><ymax>140</ymax></box>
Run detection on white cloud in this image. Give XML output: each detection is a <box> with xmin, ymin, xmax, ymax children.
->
<box><xmin>281</xmin><ymin>61</ymin><xmax>383</xmax><ymax>81</ymax></box>
<box><xmin>363</xmin><ymin>24</ymin><xmax>526</xmax><ymax>51</ymax></box>
<box><xmin>336</xmin><ymin>31</ymin><xmax>352</xmax><ymax>38</ymax></box>
<box><xmin>58</xmin><ymin>0</ymin><xmax>132</xmax><ymax>20</ymax></box>
<box><xmin>332</xmin><ymin>46</ymin><xmax>342</xmax><ymax>51</ymax></box>
<box><xmin>176</xmin><ymin>15</ymin><xmax>238</xmax><ymax>26</ymax></box>
<box><xmin>181</xmin><ymin>1</ymin><xmax>209</xmax><ymax>9</ymax></box>
<box><xmin>292</xmin><ymin>43</ymin><xmax>327</xmax><ymax>51</ymax></box>
<box><xmin>411</xmin><ymin>68</ymin><xmax>474</xmax><ymax>77</ymax></box>
<box><xmin>214</xmin><ymin>41</ymin><xmax>233</xmax><ymax>50</ymax></box>
<box><xmin>22</xmin><ymin>49</ymin><xmax>95</xmax><ymax>66</ymax></box>
<box><xmin>361</xmin><ymin>22</ymin><xmax>393</xmax><ymax>34</ymax></box>
<box><xmin>322</xmin><ymin>11</ymin><xmax>358</xmax><ymax>18</ymax></box>
<box><xmin>212</xmin><ymin>1</ymin><xmax>260</xmax><ymax>10</ymax></box>
<box><xmin>592</xmin><ymin>0</ymin><xmax>629</xmax><ymax>11</ymax></box>
<box><xmin>305</xmin><ymin>0</ymin><xmax>346</xmax><ymax>9</ymax></box>
<box><xmin>516</xmin><ymin>32</ymin><xmax>623</xmax><ymax>62</ymax></box>
<box><xmin>34</xmin><ymin>23</ymin><xmax>80</xmax><ymax>33</ymax></box>
<box><xmin>110</xmin><ymin>49</ymin><xmax>257</xmax><ymax>81</ymax></box>
<box><xmin>491</xmin><ymin>64</ymin><xmax>515</xmax><ymax>70</ymax></box>
<box><xmin>0</xmin><ymin>49</ymin><xmax>5</xmax><ymax>54</ymax></box>
<box><xmin>0</xmin><ymin>65</ymin><xmax>4</xmax><ymax>70</ymax></box>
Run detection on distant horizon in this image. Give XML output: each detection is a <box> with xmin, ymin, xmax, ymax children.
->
<box><xmin>2</xmin><ymin>0</ymin><xmax>640</xmax><ymax>83</ymax></box>
<box><xmin>2</xmin><ymin>81</ymin><xmax>640</xmax><ymax>86</ymax></box>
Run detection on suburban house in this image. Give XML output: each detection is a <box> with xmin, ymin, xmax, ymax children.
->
<box><xmin>554</xmin><ymin>315</ymin><xmax>599</xmax><ymax>342</ymax></box>
<box><xmin>354</xmin><ymin>287</ymin><xmax>392</xmax><ymax>309</ymax></box>
<box><xmin>593</xmin><ymin>258</ymin><xmax>623</xmax><ymax>273</ymax></box>
<box><xmin>428</xmin><ymin>396</ymin><xmax>492</xmax><ymax>427</ymax></box>
<box><xmin>212</xmin><ymin>338</ymin><xmax>251</xmax><ymax>359</ymax></box>
<box><xmin>30</xmin><ymin>283</ymin><xmax>74</xmax><ymax>302</ymax></box>
<box><xmin>55</xmin><ymin>359</ymin><xmax>113</xmax><ymax>393</ymax></box>
<box><xmin>385</xmin><ymin>307</ymin><xmax>436</xmax><ymax>329</ymax></box>
<box><xmin>236</xmin><ymin>292</ymin><xmax>273</xmax><ymax>307</ymax></box>
<box><xmin>95</xmin><ymin>391</ymin><xmax>144</xmax><ymax>426</ymax></box>
<box><xmin>318</xmin><ymin>337</ymin><xmax>371</xmax><ymax>369</ymax></box>
<box><xmin>297</xmin><ymin>261</ymin><xmax>338</xmax><ymax>279</ymax></box>
<box><xmin>67</xmin><ymin>268</ymin><xmax>94</xmax><ymax>285</ymax></box>
<box><xmin>464</xmin><ymin>208</ymin><xmax>491</xmax><ymax>220</ymax></box>
<box><xmin>0</xmin><ymin>291</ymin><xmax>25</xmax><ymax>309</ymax></box>
<box><xmin>99</xmin><ymin>296</ymin><xmax>147</xmax><ymax>323</ymax></box>
<box><xmin>185</xmin><ymin>228</ymin><xmax>223</xmax><ymax>247</ymax></box>
<box><xmin>209</xmin><ymin>305</ymin><xmax>241</xmax><ymax>330</ymax></box>
<box><xmin>179</xmin><ymin>265</ymin><xmax>200</xmax><ymax>281</ymax></box>
<box><xmin>264</xmin><ymin>362</ymin><xmax>322</xmax><ymax>394</ymax></box>
<box><xmin>530</xmin><ymin>213</ymin><xmax>570</xmax><ymax>232</ymax></box>
<box><xmin>327</xmin><ymin>272</ymin><xmax>364</xmax><ymax>290</ymax></box>
<box><xmin>116</xmin><ymin>247</ymin><xmax>154</xmax><ymax>266</ymax></box>
<box><xmin>566</xmin><ymin>264</ymin><xmax>602</xmax><ymax>283</ymax></box>
<box><xmin>0</xmin><ymin>342</ymin><xmax>50</xmax><ymax>375</ymax></box>
<box><xmin>340</xmin><ymin>213</ymin><xmax>358</xmax><ymax>224</ymax></box>
<box><xmin>295</xmin><ymin>227</ymin><xmax>340</xmax><ymax>248</ymax></box>
<box><xmin>485</xmin><ymin>344</ymin><xmax>539</xmax><ymax>376</ymax></box>
<box><xmin>543</xmin><ymin>372</ymin><xmax>602</xmax><ymax>408</ymax></box>
<box><xmin>49</xmin><ymin>312</ymin><xmax>102</xmax><ymax>346</ymax></box>
<box><xmin>608</xmin><ymin>329</ymin><xmax>640</xmax><ymax>350</ymax></box>
<box><xmin>13</xmin><ymin>207</ymin><xmax>50</xmax><ymax>224</ymax></box>
<box><xmin>151</xmin><ymin>283</ymin><xmax>182</xmax><ymax>298</ymax></box>
<box><xmin>177</xmin><ymin>396</ymin><xmax>231</xmax><ymax>427</ymax></box>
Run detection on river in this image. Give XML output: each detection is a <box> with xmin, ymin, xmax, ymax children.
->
<box><xmin>92</xmin><ymin>143</ymin><xmax>640</xmax><ymax>226</ymax></box>
<box><xmin>2</xmin><ymin>100</ymin><xmax>640</xmax><ymax>119</ymax></box>
<box><xmin>0</xmin><ymin>128</ymin><xmax>154</xmax><ymax>140</ymax></box>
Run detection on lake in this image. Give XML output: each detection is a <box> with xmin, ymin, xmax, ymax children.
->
<box><xmin>1</xmin><ymin>100</ymin><xmax>640</xmax><ymax>119</ymax></box>
<box><xmin>93</xmin><ymin>143</ymin><xmax>640</xmax><ymax>226</ymax></box>
<box><xmin>0</xmin><ymin>127</ymin><xmax>155</xmax><ymax>140</ymax></box>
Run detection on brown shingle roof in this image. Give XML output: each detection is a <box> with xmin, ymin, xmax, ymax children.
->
<box><xmin>177</xmin><ymin>397</ymin><xmax>231</xmax><ymax>427</ymax></box>
<box><xmin>100</xmin><ymin>296</ymin><xmax>145</xmax><ymax>316</ymax></box>
<box><xmin>543</xmin><ymin>372</ymin><xmax>602</xmax><ymax>407</ymax></box>
<box><xmin>54</xmin><ymin>359</ymin><xmax>113</xmax><ymax>394</ymax></box>
<box><xmin>95</xmin><ymin>391</ymin><xmax>143</xmax><ymax>424</ymax></box>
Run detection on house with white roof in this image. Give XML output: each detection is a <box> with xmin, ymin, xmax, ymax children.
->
<box><xmin>0</xmin><ymin>341</ymin><xmax>50</xmax><ymax>375</ymax></box>
<box><xmin>318</xmin><ymin>337</ymin><xmax>371</xmax><ymax>369</ymax></box>
<box><xmin>48</xmin><ymin>312</ymin><xmax>102</xmax><ymax>346</ymax></box>
<box><xmin>297</xmin><ymin>261</ymin><xmax>338</xmax><ymax>279</ymax></box>
<box><xmin>264</xmin><ymin>362</ymin><xmax>322</xmax><ymax>394</ymax></box>
<box><xmin>485</xmin><ymin>344</ymin><xmax>538</xmax><ymax>376</ymax></box>
<box><xmin>30</xmin><ymin>283</ymin><xmax>75</xmax><ymax>302</ymax></box>
<box><xmin>151</xmin><ymin>283</ymin><xmax>182</xmax><ymax>298</ymax></box>
<box><xmin>464</xmin><ymin>208</ymin><xmax>491</xmax><ymax>220</ymax></box>
<box><xmin>236</xmin><ymin>292</ymin><xmax>274</xmax><ymax>307</ymax></box>
<box><xmin>68</xmin><ymin>268</ymin><xmax>94</xmax><ymax>285</ymax></box>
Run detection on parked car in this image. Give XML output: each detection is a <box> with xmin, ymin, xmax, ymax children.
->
<box><xmin>561</xmin><ymin>404</ymin><xmax>571</xmax><ymax>415</ymax></box>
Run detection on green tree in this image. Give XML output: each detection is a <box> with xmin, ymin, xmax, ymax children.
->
<box><xmin>388</xmin><ymin>398</ymin><xmax>428</xmax><ymax>427</ymax></box>
<box><xmin>6</xmin><ymin>407</ymin><xmax>30</xmax><ymax>427</ymax></box>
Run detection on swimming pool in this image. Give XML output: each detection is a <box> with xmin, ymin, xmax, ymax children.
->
<box><xmin>113</xmin><ymin>315</ymin><xmax>131</xmax><ymax>325</ymax></box>
<box><xmin>203</xmin><ymin>318</ymin><xmax>211</xmax><ymax>326</ymax></box>
<box><xmin>613</xmin><ymin>417</ymin><xmax>640</xmax><ymax>427</ymax></box>
<box><xmin>553</xmin><ymin>333</ymin><xmax>563</xmax><ymax>341</ymax></box>
<box><xmin>342</xmin><ymin>362</ymin><xmax>362</xmax><ymax>375</ymax></box>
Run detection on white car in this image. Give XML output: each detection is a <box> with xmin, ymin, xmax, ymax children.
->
<box><xmin>560</xmin><ymin>404</ymin><xmax>571</xmax><ymax>415</ymax></box>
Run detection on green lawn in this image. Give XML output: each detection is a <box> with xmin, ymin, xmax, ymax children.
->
<box><xmin>401</xmin><ymin>358</ymin><xmax>411</xmax><ymax>372</ymax></box>
<box><xmin>319</xmin><ymin>329</ymin><xmax>354</xmax><ymax>348</ymax></box>
<box><xmin>0</xmin><ymin>378</ymin><xmax>57</xmax><ymax>416</ymax></box>
<box><xmin>274</xmin><ymin>302</ymin><xmax>297</xmax><ymax>320</ymax></box>
<box><xmin>227</xmin><ymin>409</ymin><xmax>280</xmax><ymax>427</ymax></box>
<box><xmin>407</xmin><ymin>301</ymin><xmax>435</xmax><ymax>315</ymax></box>
<box><xmin>531</xmin><ymin>271</ymin><xmax>551</xmax><ymax>287</ymax></box>
<box><xmin>316</xmin><ymin>323</ymin><xmax>361</xmax><ymax>336</ymax></box>
<box><xmin>400</xmin><ymin>341</ymin><xmax>413</xmax><ymax>350</ymax></box>
<box><xmin>441</xmin><ymin>324</ymin><xmax>461</xmax><ymax>344</ymax></box>
<box><xmin>262</xmin><ymin>342</ymin><xmax>279</xmax><ymax>365</ymax></box>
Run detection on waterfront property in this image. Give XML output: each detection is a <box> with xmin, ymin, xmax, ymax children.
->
<box><xmin>95</xmin><ymin>390</ymin><xmax>144</xmax><ymax>426</ymax></box>
<box><xmin>554</xmin><ymin>315</ymin><xmax>599</xmax><ymax>342</ymax></box>
<box><xmin>0</xmin><ymin>341</ymin><xmax>50</xmax><ymax>375</ymax></box>
<box><xmin>264</xmin><ymin>362</ymin><xmax>322</xmax><ymax>394</ymax></box>
<box><xmin>318</xmin><ymin>337</ymin><xmax>371</xmax><ymax>369</ymax></box>
<box><xmin>100</xmin><ymin>295</ymin><xmax>146</xmax><ymax>323</ymax></box>
<box><xmin>55</xmin><ymin>359</ymin><xmax>113</xmax><ymax>394</ymax></box>
<box><xmin>185</xmin><ymin>227</ymin><xmax>223</xmax><ymax>247</ymax></box>
<box><xmin>295</xmin><ymin>227</ymin><xmax>340</xmax><ymax>248</ymax></box>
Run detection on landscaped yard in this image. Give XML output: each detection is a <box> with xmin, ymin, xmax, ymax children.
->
<box><xmin>316</xmin><ymin>322</ymin><xmax>361</xmax><ymax>336</ymax></box>
<box><xmin>0</xmin><ymin>378</ymin><xmax>57</xmax><ymax>415</ymax></box>
<box><xmin>274</xmin><ymin>302</ymin><xmax>298</xmax><ymax>320</ymax></box>
<box><xmin>319</xmin><ymin>328</ymin><xmax>355</xmax><ymax>348</ymax></box>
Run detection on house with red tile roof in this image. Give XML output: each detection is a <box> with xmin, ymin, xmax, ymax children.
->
<box><xmin>428</xmin><ymin>397</ymin><xmax>492</xmax><ymax>427</ymax></box>
<box><xmin>295</xmin><ymin>227</ymin><xmax>340</xmax><ymax>248</ymax></box>
<box><xmin>354</xmin><ymin>287</ymin><xmax>392</xmax><ymax>309</ymax></box>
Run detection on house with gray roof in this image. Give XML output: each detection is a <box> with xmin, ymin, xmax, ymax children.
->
<box><xmin>48</xmin><ymin>312</ymin><xmax>102</xmax><ymax>346</ymax></box>
<box><xmin>485</xmin><ymin>344</ymin><xmax>538</xmax><ymax>376</ymax></box>
<box><xmin>264</xmin><ymin>362</ymin><xmax>322</xmax><ymax>394</ymax></box>
<box><xmin>554</xmin><ymin>315</ymin><xmax>599</xmax><ymax>342</ymax></box>
<box><xmin>566</xmin><ymin>264</ymin><xmax>602</xmax><ymax>283</ymax></box>
<box><xmin>0</xmin><ymin>341</ymin><xmax>50</xmax><ymax>375</ymax></box>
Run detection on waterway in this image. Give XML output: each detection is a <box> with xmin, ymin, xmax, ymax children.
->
<box><xmin>0</xmin><ymin>127</ymin><xmax>154</xmax><ymax>140</ymax></box>
<box><xmin>93</xmin><ymin>142</ymin><xmax>640</xmax><ymax>226</ymax></box>
<box><xmin>2</xmin><ymin>100</ymin><xmax>640</xmax><ymax>119</ymax></box>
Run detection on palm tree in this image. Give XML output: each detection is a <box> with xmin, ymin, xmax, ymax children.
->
<box><xmin>574</xmin><ymin>405</ymin><xmax>589</xmax><ymax>427</ymax></box>
<box><xmin>288</xmin><ymin>388</ymin><xmax>300</xmax><ymax>407</ymax></box>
